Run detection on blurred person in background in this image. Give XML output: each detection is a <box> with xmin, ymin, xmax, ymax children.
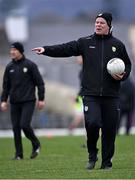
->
<box><xmin>68</xmin><ymin>56</ymin><xmax>84</xmax><ymax>133</ymax></box>
<box><xmin>68</xmin><ymin>93</ymin><xmax>84</xmax><ymax>133</ymax></box>
<box><xmin>117</xmin><ymin>78</ymin><xmax>135</xmax><ymax>135</ymax></box>
<box><xmin>1</xmin><ymin>42</ymin><xmax>45</xmax><ymax>160</ymax></box>
<box><xmin>32</xmin><ymin>12</ymin><xmax>131</xmax><ymax>170</ymax></box>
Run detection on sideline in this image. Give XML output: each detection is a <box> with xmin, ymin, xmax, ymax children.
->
<box><xmin>0</xmin><ymin>127</ymin><xmax>135</xmax><ymax>138</ymax></box>
<box><xmin>0</xmin><ymin>128</ymin><xmax>85</xmax><ymax>138</ymax></box>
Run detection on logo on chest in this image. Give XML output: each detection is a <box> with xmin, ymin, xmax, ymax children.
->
<box><xmin>89</xmin><ymin>46</ymin><xmax>95</xmax><ymax>49</ymax></box>
<box><xmin>9</xmin><ymin>69</ymin><xmax>14</xmax><ymax>73</ymax></box>
<box><xmin>112</xmin><ymin>46</ymin><xmax>116</xmax><ymax>52</ymax></box>
<box><xmin>23</xmin><ymin>67</ymin><xmax>28</xmax><ymax>73</ymax></box>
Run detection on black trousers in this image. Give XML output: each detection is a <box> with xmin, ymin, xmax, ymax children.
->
<box><xmin>10</xmin><ymin>101</ymin><xmax>40</xmax><ymax>157</ymax></box>
<box><xmin>83</xmin><ymin>96</ymin><xmax>120</xmax><ymax>167</ymax></box>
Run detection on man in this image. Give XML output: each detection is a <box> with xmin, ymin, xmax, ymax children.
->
<box><xmin>68</xmin><ymin>56</ymin><xmax>84</xmax><ymax>133</ymax></box>
<box><xmin>68</xmin><ymin>93</ymin><xmax>84</xmax><ymax>133</ymax></box>
<box><xmin>1</xmin><ymin>42</ymin><xmax>45</xmax><ymax>160</ymax></box>
<box><xmin>32</xmin><ymin>13</ymin><xmax>131</xmax><ymax>169</ymax></box>
<box><xmin>117</xmin><ymin>78</ymin><xmax>135</xmax><ymax>135</ymax></box>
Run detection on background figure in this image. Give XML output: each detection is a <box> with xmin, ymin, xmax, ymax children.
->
<box><xmin>69</xmin><ymin>56</ymin><xmax>84</xmax><ymax>133</ymax></box>
<box><xmin>1</xmin><ymin>42</ymin><xmax>45</xmax><ymax>160</ymax></box>
<box><xmin>117</xmin><ymin>79</ymin><xmax>135</xmax><ymax>135</ymax></box>
<box><xmin>68</xmin><ymin>94</ymin><xmax>84</xmax><ymax>133</ymax></box>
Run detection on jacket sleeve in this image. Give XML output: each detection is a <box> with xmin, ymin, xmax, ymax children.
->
<box><xmin>30</xmin><ymin>63</ymin><xmax>45</xmax><ymax>101</ymax></box>
<box><xmin>120</xmin><ymin>44</ymin><xmax>131</xmax><ymax>81</ymax></box>
<box><xmin>42</xmin><ymin>40</ymin><xmax>82</xmax><ymax>57</ymax></box>
<box><xmin>1</xmin><ymin>67</ymin><xmax>10</xmax><ymax>102</ymax></box>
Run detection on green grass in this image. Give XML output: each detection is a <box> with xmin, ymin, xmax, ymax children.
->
<box><xmin>0</xmin><ymin>135</ymin><xmax>135</xmax><ymax>179</ymax></box>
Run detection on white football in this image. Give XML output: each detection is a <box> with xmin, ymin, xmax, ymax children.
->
<box><xmin>107</xmin><ymin>58</ymin><xmax>125</xmax><ymax>75</ymax></box>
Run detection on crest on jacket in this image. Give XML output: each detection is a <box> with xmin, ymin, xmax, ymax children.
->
<box><xmin>23</xmin><ymin>67</ymin><xmax>28</xmax><ymax>73</ymax></box>
<box><xmin>112</xmin><ymin>46</ymin><xmax>116</xmax><ymax>52</ymax></box>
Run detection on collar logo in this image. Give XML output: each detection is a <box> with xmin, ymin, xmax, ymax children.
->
<box><xmin>23</xmin><ymin>67</ymin><xmax>28</xmax><ymax>73</ymax></box>
<box><xmin>112</xmin><ymin>46</ymin><xmax>116</xmax><ymax>52</ymax></box>
<box><xmin>9</xmin><ymin>69</ymin><xmax>14</xmax><ymax>73</ymax></box>
<box><xmin>89</xmin><ymin>46</ymin><xmax>95</xmax><ymax>49</ymax></box>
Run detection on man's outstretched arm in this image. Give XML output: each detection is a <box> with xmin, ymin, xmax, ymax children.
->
<box><xmin>32</xmin><ymin>40</ymin><xmax>82</xmax><ymax>58</ymax></box>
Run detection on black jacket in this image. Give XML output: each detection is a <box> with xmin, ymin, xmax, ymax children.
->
<box><xmin>120</xmin><ymin>79</ymin><xmax>135</xmax><ymax>111</ymax></box>
<box><xmin>1</xmin><ymin>56</ymin><xmax>45</xmax><ymax>103</ymax></box>
<box><xmin>43</xmin><ymin>33</ymin><xmax>131</xmax><ymax>97</ymax></box>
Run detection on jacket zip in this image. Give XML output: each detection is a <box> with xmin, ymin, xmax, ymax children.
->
<box><xmin>100</xmin><ymin>36</ymin><xmax>104</xmax><ymax>96</ymax></box>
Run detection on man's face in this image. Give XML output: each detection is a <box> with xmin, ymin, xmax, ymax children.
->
<box><xmin>10</xmin><ymin>48</ymin><xmax>22</xmax><ymax>60</ymax></box>
<box><xmin>95</xmin><ymin>17</ymin><xmax>110</xmax><ymax>35</ymax></box>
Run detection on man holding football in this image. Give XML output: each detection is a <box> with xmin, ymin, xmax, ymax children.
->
<box><xmin>32</xmin><ymin>12</ymin><xmax>131</xmax><ymax>170</ymax></box>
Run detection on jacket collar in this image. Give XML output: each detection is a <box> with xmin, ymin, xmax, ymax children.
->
<box><xmin>12</xmin><ymin>55</ymin><xmax>25</xmax><ymax>63</ymax></box>
<box><xmin>94</xmin><ymin>32</ymin><xmax>112</xmax><ymax>39</ymax></box>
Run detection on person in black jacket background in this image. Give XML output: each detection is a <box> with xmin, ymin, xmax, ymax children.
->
<box><xmin>32</xmin><ymin>13</ymin><xmax>131</xmax><ymax>170</ymax></box>
<box><xmin>1</xmin><ymin>42</ymin><xmax>45</xmax><ymax>160</ymax></box>
<box><xmin>68</xmin><ymin>56</ymin><xmax>84</xmax><ymax>133</ymax></box>
<box><xmin>117</xmin><ymin>78</ymin><xmax>135</xmax><ymax>135</ymax></box>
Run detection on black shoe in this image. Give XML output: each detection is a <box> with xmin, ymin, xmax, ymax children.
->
<box><xmin>86</xmin><ymin>157</ymin><xmax>98</xmax><ymax>170</ymax></box>
<box><xmin>12</xmin><ymin>156</ymin><xmax>23</xmax><ymax>160</ymax></box>
<box><xmin>30</xmin><ymin>146</ymin><xmax>41</xmax><ymax>159</ymax></box>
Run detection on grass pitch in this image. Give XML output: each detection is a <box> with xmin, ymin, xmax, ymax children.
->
<box><xmin>0</xmin><ymin>135</ymin><xmax>135</xmax><ymax>179</ymax></box>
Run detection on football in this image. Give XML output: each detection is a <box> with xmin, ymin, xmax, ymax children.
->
<box><xmin>107</xmin><ymin>58</ymin><xmax>125</xmax><ymax>75</ymax></box>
